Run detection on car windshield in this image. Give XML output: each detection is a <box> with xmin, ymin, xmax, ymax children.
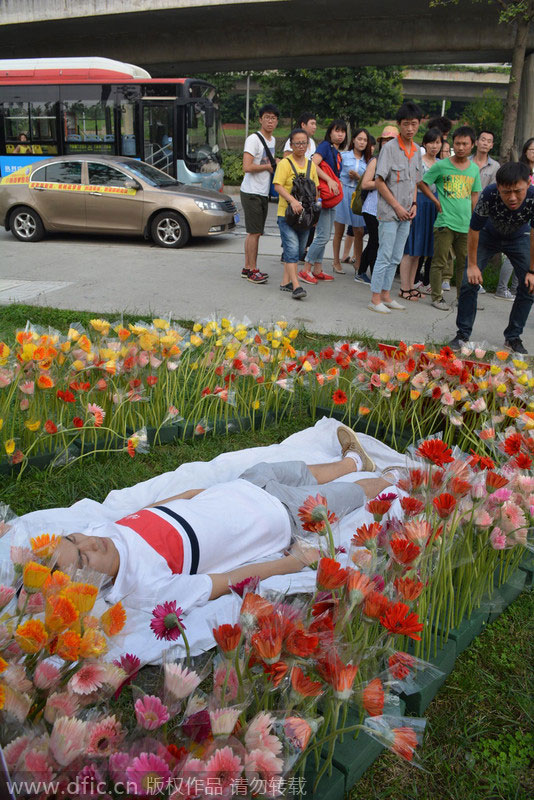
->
<box><xmin>119</xmin><ymin>160</ymin><xmax>180</xmax><ymax>187</ymax></box>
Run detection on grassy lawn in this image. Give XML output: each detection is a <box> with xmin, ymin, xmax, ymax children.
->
<box><xmin>2</xmin><ymin>304</ymin><xmax>532</xmax><ymax>798</ymax></box>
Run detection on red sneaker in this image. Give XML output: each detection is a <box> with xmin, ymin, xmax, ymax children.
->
<box><xmin>298</xmin><ymin>270</ymin><xmax>318</xmax><ymax>285</ymax></box>
<box><xmin>313</xmin><ymin>271</ymin><xmax>334</xmax><ymax>281</ymax></box>
<box><xmin>247</xmin><ymin>269</ymin><xmax>268</xmax><ymax>284</ymax></box>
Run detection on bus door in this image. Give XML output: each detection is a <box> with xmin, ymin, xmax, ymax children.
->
<box><xmin>140</xmin><ymin>101</ymin><xmax>175</xmax><ymax>177</ymax></box>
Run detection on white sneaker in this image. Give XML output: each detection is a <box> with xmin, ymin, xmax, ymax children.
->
<box><xmin>478</xmin><ymin>285</ymin><xmax>486</xmax><ymax>294</ymax></box>
<box><xmin>432</xmin><ymin>298</ymin><xmax>451</xmax><ymax>311</ymax></box>
<box><xmin>368</xmin><ymin>302</ymin><xmax>391</xmax><ymax>313</ymax></box>
<box><xmin>384</xmin><ymin>300</ymin><xmax>405</xmax><ymax>311</ymax></box>
<box><xmin>495</xmin><ymin>288</ymin><xmax>514</xmax><ymax>300</ymax></box>
<box><xmin>442</xmin><ymin>281</ymin><xmax>451</xmax><ymax>291</ymax></box>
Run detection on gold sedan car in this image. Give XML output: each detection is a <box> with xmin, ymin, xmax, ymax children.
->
<box><xmin>0</xmin><ymin>155</ymin><xmax>237</xmax><ymax>248</ymax></box>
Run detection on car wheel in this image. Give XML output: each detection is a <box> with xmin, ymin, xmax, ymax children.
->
<box><xmin>9</xmin><ymin>206</ymin><xmax>45</xmax><ymax>242</ymax></box>
<box><xmin>151</xmin><ymin>211</ymin><xmax>190</xmax><ymax>248</ymax></box>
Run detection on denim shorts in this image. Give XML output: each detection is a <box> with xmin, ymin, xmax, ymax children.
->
<box><xmin>277</xmin><ymin>216</ymin><xmax>311</xmax><ymax>264</ymax></box>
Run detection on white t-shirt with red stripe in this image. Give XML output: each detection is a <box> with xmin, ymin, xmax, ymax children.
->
<box><xmin>85</xmin><ymin>479</ymin><xmax>291</xmax><ymax>615</ymax></box>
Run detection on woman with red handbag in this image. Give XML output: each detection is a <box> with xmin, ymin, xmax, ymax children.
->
<box><xmin>300</xmin><ymin>119</ymin><xmax>346</xmax><ymax>283</ymax></box>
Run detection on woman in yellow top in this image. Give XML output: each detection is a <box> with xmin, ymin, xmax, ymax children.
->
<box><xmin>273</xmin><ymin>128</ymin><xmax>319</xmax><ymax>300</ymax></box>
<box><xmin>13</xmin><ymin>133</ymin><xmax>33</xmax><ymax>154</ymax></box>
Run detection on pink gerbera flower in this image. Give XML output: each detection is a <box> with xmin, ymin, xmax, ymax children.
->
<box><xmin>204</xmin><ymin>746</ymin><xmax>243</xmax><ymax>797</ymax></box>
<box><xmin>500</xmin><ymin>501</ymin><xmax>526</xmax><ymax>534</ymax></box>
<box><xmin>490</xmin><ymin>528</ymin><xmax>507</xmax><ymax>549</ymax></box>
<box><xmin>134</xmin><ymin>695</ymin><xmax>170</xmax><ymax>730</ymax></box>
<box><xmin>24</xmin><ymin>750</ymin><xmax>56</xmax><ymax>783</ymax></box>
<box><xmin>112</xmin><ymin>652</ymin><xmax>140</xmax><ymax>698</ymax></box>
<box><xmin>244</xmin><ymin>712</ymin><xmax>282</xmax><ymax>756</ymax></box>
<box><xmin>34</xmin><ymin>660</ymin><xmax>61</xmax><ymax>690</ymax></box>
<box><xmin>126</xmin><ymin>752</ymin><xmax>171</xmax><ymax>795</ymax></box>
<box><xmin>3</xmin><ymin>735</ymin><xmax>31</xmax><ymax>768</ymax></box>
<box><xmin>164</xmin><ymin>662</ymin><xmax>201</xmax><ymax>701</ymax></box>
<box><xmin>74</xmin><ymin>763</ymin><xmax>104</xmax><ymax>799</ymax></box>
<box><xmin>69</xmin><ymin>662</ymin><xmax>108</xmax><ymax>695</ymax></box>
<box><xmin>50</xmin><ymin>717</ymin><xmax>88</xmax><ymax>766</ymax></box>
<box><xmin>0</xmin><ymin>585</ymin><xmax>15</xmax><ymax>610</ymax></box>
<box><xmin>108</xmin><ymin>751</ymin><xmax>130</xmax><ymax>784</ymax></box>
<box><xmin>209</xmin><ymin>707</ymin><xmax>241</xmax><ymax>737</ymax></box>
<box><xmin>245</xmin><ymin>749</ymin><xmax>284</xmax><ymax>794</ymax></box>
<box><xmin>150</xmin><ymin>601</ymin><xmax>185</xmax><ymax>641</ymax></box>
<box><xmin>44</xmin><ymin>691</ymin><xmax>79</xmax><ymax>724</ymax></box>
<box><xmin>87</xmin><ymin>403</ymin><xmax>105</xmax><ymax>427</ymax></box>
<box><xmin>87</xmin><ymin>715</ymin><xmax>124</xmax><ymax>757</ymax></box>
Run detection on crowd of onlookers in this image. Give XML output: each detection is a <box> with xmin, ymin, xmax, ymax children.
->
<box><xmin>238</xmin><ymin>100</ymin><xmax>534</xmax><ymax>354</ymax></box>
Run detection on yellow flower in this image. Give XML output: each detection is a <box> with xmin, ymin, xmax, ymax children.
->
<box><xmin>129</xmin><ymin>324</ymin><xmax>148</xmax><ymax>335</ymax></box>
<box><xmin>15</xmin><ymin>619</ymin><xmax>48</xmax><ymax>654</ymax></box>
<box><xmin>252</xmin><ymin>400</ymin><xmax>260</xmax><ymax>410</ymax></box>
<box><xmin>0</xmin><ymin>419</ymin><xmax>3</xmax><ymax>432</ymax></box>
<box><xmin>258</xmin><ymin>326</ymin><xmax>267</xmax><ymax>335</ymax></box>
<box><xmin>0</xmin><ymin>683</ymin><xmax>4</xmax><ymax>710</ymax></box>
<box><xmin>190</xmin><ymin>335</ymin><xmax>203</xmax><ymax>347</ymax></box>
<box><xmin>276</xmin><ymin>321</ymin><xmax>288</xmax><ymax>330</ymax></box>
<box><xmin>271</xmin><ymin>339</ymin><xmax>280</xmax><ymax>349</ymax></box>
<box><xmin>517</xmin><ymin>374</ymin><xmax>528</xmax><ymax>385</ymax></box>
<box><xmin>89</xmin><ymin>318</ymin><xmax>110</xmax><ymax>335</ymax></box>
<box><xmin>100</xmin><ymin>602</ymin><xmax>127</xmax><ymax>636</ymax></box>
<box><xmin>24</xmin><ymin>420</ymin><xmax>41</xmax><ymax>432</ymax></box>
<box><xmin>71</xmin><ymin>359</ymin><xmax>85</xmax><ymax>372</ymax></box>
<box><xmin>62</xmin><ymin>583</ymin><xmax>99</xmax><ymax>614</ymax></box>
<box><xmin>104</xmin><ymin>360</ymin><xmax>117</xmax><ymax>375</ymax></box>
<box><xmin>258</xmin><ymin>345</ymin><xmax>270</xmax><ymax>358</ymax></box>
<box><xmin>0</xmin><ymin>657</ymin><xmax>7</xmax><ymax>674</ymax></box>
<box><xmin>234</xmin><ymin>329</ymin><xmax>247</xmax><ymax>341</ymax></box>
<box><xmin>193</xmin><ymin>322</ymin><xmax>203</xmax><ymax>332</ymax></box>
<box><xmin>99</xmin><ymin>348</ymin><xmax>118</xmax><ymax>361</ymax></box>
<box><xmin>379</xmin><ymin>373</ymin><xmax>390</xmax><ymax>384</ymax></box>
<box><xmin>301</xmin><ymin>360</ymin><xmax>313</xmax><ymax>372</ymax></box>
<box><xmin>289</xmin><ymin>329</ymin><xmax>299</xmax><ymax>339</ymax></box>
<box><xmin>68</xmin><ymin>327</ymin><xmax>81</xmax><ymax>341</ymax></box>
<box><xmin>451</xmin><ymin>389</ymin><xmax>462</xmax><ymax>402</ymax></box>
<box><xmin>273</xmin><ymin>329</ymin><xmax>283</xmax><ymax>339</ymax></box>
<box><xmin>79</xmin><ymin>628</ymin><xmax>107</xmax><ymax>658</ymax></box>
<box><xmin>153</xmin><ymin>318</ymin><xmax>170</xmax><ymax>330</ymax></box>
<box><xmin>496</xmin><ymin>383</ymin><xmax>507</xmax><ymax>394</ymax></box>
<box><xmin>225</xmin><ymin>349</ymin><xmax>236</xmax><ymax>360</ymax></box>
<box><xmin>31</xmin><ymin>533</ymin><xmax>60</xmax><ymax>559</ymax></box>
<box><xmin>4</xmin><ymin>440</ymin><xmax>15</xmax><ymax>456</ymax></box>
<box><xmin>139</xmin><ymin>333</ymin><xmax>158</xmax><ymax>351</ymax></box>
<box><xmin>512</xmin><ymin>359</ymin><xmax>528</xmax><ymax>370</ymax></box>
<box><xmin>20</xmin><ymin>343</ymin><xmax>37</xmax><ymax>362</ymax></box>
<box><xmin>396</xmin><ymin>372</ymin><xmax>410</xmax><ymax>382</ymax></box>
<box><xmin>190</xmin><ymin>361</ymin><xmax>198</xmax><ymax>371</ymax></box>
<box><xmin>359</xmin><ymin>405</ymin><xmax>371</xmax><ymax>415</ymax></box>
<box><xmin>478</xmin><ymin>380</ymin><xmax>488</xmax><ymax>390</ymax></box>
<box><xmin>23</xmin><ymin>561</ymin><xmax>51</xmax><ymax>593</ymax></box>
<box><xmin>78</xmin><ymin>335</ymin><xmax>92</xmax><ymax>353</ymax></box>
<box><xmin>221</xmin><ymin>318</ymin><xmax>231</xmax><ymax>329</ymax></box>
<box><xmin>410</xmin><ymin>389</ymin><xmax>421</xmax><ymax>400</ymax></box>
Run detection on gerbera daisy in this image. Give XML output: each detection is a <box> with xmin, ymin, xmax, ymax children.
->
<box><xmin>351</xmin><ymin>522</ymin><xmax>381</xmax><ymax>547</ymax></box>
<box><xmin>50</xmin><ymin>717</ymin><xmax>88</xmax><ymax>767</ymax></box>
<box><xmin>134</xmin><ymin>695</ymin><xmax>169</xmax><ymax>730</ymax></box>
<box><xmin>245</xmin><ymin>748</ymin><xmax>284</xmax><ymax>792</ymax></box>
<box><xmin>391</xmin><ymin>726</ymin><xmax>419</xmax><ymax>761</ymax></box>
<box><xmin>316</xmin><ymin>557</ymin><xmax>348</xmax><ymax>591</ymax></box>
<box><xmin>126</xmin><ymin>752</ymin><xmax>171</xmax><ymax>795</ymax></box>
<box><xmin>44</xmin><ymin>690</ymin><xmax>79</xmax><ymax>724</ymax></box>
<box><xmin>332</xmin><ymin>389</ymin><xmax>348</xmax><ymax>405</ymax></box>
<box><xmin>245</xmin><ymin>712</ymin><xmax>282</xmax><ymax>755</ymax></box>
<box><xmin>380</xmin><ymin>602</ymin><xmax>423</xmax><ymax>640</ymax></box>
<box><xmin>150</xmin><ymin>600</ymin><xmax>185</xmax><ymax>641</ymax></box>
<box><xmin>290</xmin><ymin>666</ymin><xmax>323</xmax><ymax>699</ymax></box>
<box><xmin>164</xmin><ymin>662</ymin><xmax>201</xmax><ymax>701</ymax></box>
<box><xmin>212</xmin><ymin>623</ymin><xmax>242</xmax><ymax>655</ymax></box>
<box><xmin>297</xmin><ymin>494</ymin><xmax>338</xmax><ymax>534</ymax></box>
<box><xmin>87</xmin><ymin>715</ymin><xmax>124</xmax><ymax>757</ymax></box>
<box><xmin>415</xmin><ymin>439</ymin><xmax>454</xmax><ymax>467</ymax></box>
<box><xmin>362</xmin><ymin>678</ymin><xmax>385</xmax><ymax>716</ymax></box>
<box><xmin>68</xmin><ymin>662</ymin><xmax>108</xmax><ymax>695</ymax></box>
<box><xmin>209</xmin><ymin>707</ymin><xmax>241</xmax><ymax>737</ymax></box>
<box><xmin>204</xmin><ymin>746</ymin><xmax>243</xmax><ymax>795</ymax></box>
<box><xmin>284</xmin><ymin>716</ymin><xmax>313</xmax><ymax>751</ymax></box>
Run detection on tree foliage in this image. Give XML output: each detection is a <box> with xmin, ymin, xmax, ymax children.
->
<box><xmin>461</xmin><ymin>90</ymin><xmax>505</xmax><ymax>151</ymax></box>
<box><xmin>256</xmin><ymin>67</ymin><xmax>403</xmax><ymax>127</ymax></box>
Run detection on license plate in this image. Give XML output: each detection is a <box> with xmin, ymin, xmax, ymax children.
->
<box><xmin>234</xmin><ymin>213</ymin><xmax>240</xmax><ymax>224</ymax></box>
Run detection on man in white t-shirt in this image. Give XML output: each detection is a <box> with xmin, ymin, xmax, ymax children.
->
<box><xmin>54</xmin><ymin>427</ymin><xmax>394</xmax><ymax>617</ymax></box>
<box><xmin>240</xmin><ymin>104</ymin><xmax>280</xmax><ymax>284</ymax></box>
<box><xmin>283</xmin><ymin>112</ymin><xmax>317</xmax><ymax>159</ymax></box>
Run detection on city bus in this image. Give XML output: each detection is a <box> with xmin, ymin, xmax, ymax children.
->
<box><xmin>0</xmin><ymin>57</ymin><xmax>224</xmax><ymax>190</ymax></box>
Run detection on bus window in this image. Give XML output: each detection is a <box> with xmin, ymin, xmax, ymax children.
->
<box><xmin>63</xmin><ymin>100</ymin><xmax>115</xmax><ymax>153</ymax></box>
<box><xmin>120</xmin><ymin>102</ymin><xmax>137</xmax><ymax>156</ymax></box>
<box><xmin>30</xmin><ymin>102</ymin><xmax>58</xmax><ymax>156</ymax></box>
<box><xmin>3</xmin><ymin>102</ymin><xmax>30</xmax><ymax>153</ymax></box>
<box><xmin>142</xmin><ymin>102</ymin><xmax>173</xmax><ymax>174</ymax></box>
<box><xmin>185</xmin><ymin>102</ymin><xmax>220</xmax><ymax>173</ymax></box>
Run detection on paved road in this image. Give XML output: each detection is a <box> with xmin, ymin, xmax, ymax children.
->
<box><xmin>1</xmin><ymin>198</ymin><xmax>532</xmax><ymax>350</ymax></box>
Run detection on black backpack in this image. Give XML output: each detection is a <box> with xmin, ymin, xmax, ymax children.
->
<box><xmin>284</xmin><ymin>158</ymin><xmax>321</xmax><ymax>231</ymax></box>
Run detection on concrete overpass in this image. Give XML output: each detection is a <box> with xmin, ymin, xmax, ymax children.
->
<box><xmin>1</xmin><ymin>0</ymin><xmax>533</xmax><ymax>147</ymax></box>
<box><xmin>403</xmin><ymin>68</ymin><xmax>509</xmax><ymax>102</ymax></box>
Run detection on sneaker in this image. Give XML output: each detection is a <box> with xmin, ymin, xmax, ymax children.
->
<box><xmin>478</xmin><ymin>285</ymin><xmax>486</xmax><ymax>294</ymax></box>
<box><xmin>495</xmin><ymin>288</ymin><xmax>515</xmax><ymax>301</ymax></box>
<box><xmin>442</xmin><ymin>281</ymin><xmax>451</xmax><ymax>291</ymax></box>
<box><xmin>448</xmin><ymin>336</ymin><xmax>468</xmax><ymax>351</ymax></box>
<box><xmin>419</xmin><ymin>284</ymin><xmax>432</xmax><ymax>295</ymax></box>
<box><xmin>292</xmin><ymin>286</ymin><xmax>307</xmax><ymax>300</ymax></box>
<box><xmin>384</xmin><ymin>300</ymin><xmax>405</xmax><ymax>311</ymax></box>
<box><xmin>504</xmin><ymin>337</ymin><xmax>528</xmax><ymax>354</ymax></box>
<box><xmin>368</xmin><ymin>301</ymin><xmax>391</xmax><ymax>313</ymax></box>
<box><xmin>280</xmin><ymin>283</ymin><xmax>293</xmax><ymax>292</ymax></box>
<box><xmin>337</xmin><ymin>424</ymin><xmax>376</xmax><ymax>472</ymax></box>
<box><xmin>247</xmin><ymin>269</ymin><xmax>268</xmax><ymax>284</ymax></box>
<box><xmin>354</xmin><ymin>273</ymin><xmax>372</xmax><ymax>284</ymax></box>
<box><xmin>298</xmin><ymin>270</ymin><xmax>318</xmax><ymax>285</ymax></box>
<box><xmin>432</xmin><ymin>298</ymin><xmax>450</xmax><ymax>311</ymax></box>
<box><xmin>241</xmin><ymin>268</ymin><xmax>250</xmax><ymax>279</ymax></box>
<box><xmin>313</xmin><ymin>271</ymin><xmax>335</xmax><ymax>281</ymax></box>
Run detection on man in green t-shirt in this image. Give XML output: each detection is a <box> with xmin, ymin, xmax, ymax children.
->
<box><xmin>419</xmin><ymin>126</ymin><xmax>482</xmax><ymax>310</ymax></box>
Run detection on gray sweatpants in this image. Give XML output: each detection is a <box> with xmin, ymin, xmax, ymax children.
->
<box><xmin>239</xmin><ymin>460</ymin><xmax>366</xmax><ymax>533</ymax></box>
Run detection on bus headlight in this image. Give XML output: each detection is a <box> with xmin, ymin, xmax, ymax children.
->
<box><xmin>194</xmin><ymin>199</ymin><xmax>221</xmax><ymax>211</ymax></box>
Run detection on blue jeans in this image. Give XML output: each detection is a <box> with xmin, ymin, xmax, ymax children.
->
<box><xmin>370</xmin><ymin>220</ymin><xmax>411</xmax><ymax>293</ymax></box>
<box><xmin>307</xmin><ymin>206</ymin><xmax>335</xmax><ymax>264</ymax></box>
<box><xmin>277</xmin><ymin>217</ymin><xmax>311</xmax><ymax>263</ymax></box>
<box><xmin>456</xmin><ymin>229</ymin><xmax>533</xmax><ymax>341</ymax></box>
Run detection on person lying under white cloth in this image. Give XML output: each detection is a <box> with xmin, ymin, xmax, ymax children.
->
<box><xmin>54</xmin><ymin>425</ymin><xmax>397</xmax><ymax>617</ymax></box>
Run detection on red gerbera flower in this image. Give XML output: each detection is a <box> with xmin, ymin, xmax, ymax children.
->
<box><xmin>485</xmin><ymin>472</ymin><xmax>509</xmax><ymax>493</ymax></box>
<box><xmin>316</xmin><ymin>558</ymin><xmax>348</xmax><ymax>591</ymax></box>
<box><xmin>388</xmin><ymin>651</ymin><xmax>415</xmax><ymax>680</ymax></box>
<box><xmin>263</xmin><ymin>660</ymin><xmax>289</xmax><ymax>687</ymax></box>
<box><xmin>394</xmin><ymin>576</ymin><xmax>424</xmax><ymax>601</ymax></box>
<box><xmin>416</xmin><ymin>439</ymin><xmax>454</xmax><ymax>467</ymax></box>
<box><xmin>379</xmin><ymin>602</ymin><xmax>424</xmax><ymax>640</ymax></box>
<box><xmin>297</xmin><ymin>494</ymin><xmax>338</xmax><ymax>534</ymax></box>
<box><xmin>398</xmin><ymin>468</ymin><xmax>426</xmax><ymax>493</ymax></box>
<box><xmin>285</xmin><ymin>628</ymin><xmax>319</xmax><ymax>658</ymax></box>
<box><xmin>449</xmin><ymin>476</ymin><xmax>471</xmax><ymax>496</ymax></box>
<box><xmin>351</xmin><ymin>522</ymin><xmax>381</xmax><ymax>546</ymax></box>
<box><xmin>363</xmin><ymin>590</ymin><xmax>390</xmax><ymax>619</ymax></box>
<box><xmin>432</xmin><ymin>493</ymin><xmax>456</xmax><ymax>519</ymax></box>
<box><xmin>469</xmin><ymin>451</ymin><xmax>495</xmax><ymax>471</ymax></box>
<box><xmin>146</xmin><ymin>375</ymin><xmax>158</xmax><ymax>387</ymax></box>
<box><xmin>367</xmin><ymin>498</ymin><xmax>393</xmax><ymax>521</ymax></box>
<box><xmin>503</xmin><ymin>432</ymin><xmax>523</xmax><ymax>455</ymax></box>
<box><xmin>291</xmin><ymin>666</ymin><xmax>323</xmax><ymax>697</ymax></box>
<box><xmin>316</xmin><ymin>658</ymin><xmax>359</xmax><ymax>699</ymax></box>
<box><xmin>390</xmin><ymin>537</ymin><xmax>421</xmax><ymax>565</ymax></box>
<box><xmin>44</xmin><ymin>420</ymin><xmax>58</xmax><ymax>435</ymax></box>
<box><xmin>362</xmin><ymin>677</ymin><xmax>385</xmax><ymax>716</ymax></box>
<box><xmin>251</xmin><ymin>621</ymin><xmax>283</xmax><ymax>664</ymax></box>
<box><xmin>212</xmin><ymin>623</ymin><xmax>242</xmax><ymax>654</ymax></box>
<box><xmin>332</xmin><ymin>389</ymin><xmax>348</xmax><ymax>405</ymax></box>
<box><xmin>392</xmin><ymin>727</ymin><xmax>419</xmax><ymax>761</ymax></box>
<box><xmin>72</xmin><ymin>417</ymin><xmax>84</xmax><ymax>428</ymax></box>
<box><xmin>399</xmin><ymin>497</ymin><xmax>425</xmax><ymax>517</ymax></box>
<box><xmin>514</xmin><ymin>452</ymin><xmax>532</xmax><ymax>470</ymax></box>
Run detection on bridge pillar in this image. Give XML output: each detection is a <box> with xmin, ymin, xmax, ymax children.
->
<box><xmin>515</xmin><ymin>52</ymin><xmax>534</xmax><ymax>155</ymax></box>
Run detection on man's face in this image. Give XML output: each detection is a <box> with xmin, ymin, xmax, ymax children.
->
<box><xmin>302</xmin><ymin>119</ymin><xmax>317</xmax><ymax>138</ymax></box>
<box><xmin>497</xmin><ymin>180</ymin><xmax>529</xmax><ymax>210</ymax></box>
<box><xmin>476</xmin><ymin>133</ymin><xmax>494</xmax><ymax>154</ymax></box>
<box><xmin>260</xmin><ymin>113</ymin><xmax>278</xmax><ymax>134</ymax></box>
<box><xmin>452</xmin><ymin>136</ymin><xmax>474</xmax><ymax>158</ymax></box>
<box><xmin>55</xmin><ymin>533</ymin><xmax>120</xmax><ymax>578</ymax></box>
<box><xmin>398</xmin><ymin>118</ymin><xmax>420</xmax><ymax>140</ymax></box>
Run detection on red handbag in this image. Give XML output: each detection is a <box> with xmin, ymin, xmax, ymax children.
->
<box><xmin>318</xmin><ymin>160</ymin><xmax>343</xmax><ymax>208</ymax></box>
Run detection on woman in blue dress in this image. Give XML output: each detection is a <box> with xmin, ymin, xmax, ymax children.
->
<box><xmin>332</xmin><ymin>128</ymin><xmax>372</xmax><ymax>274</ymax></box>
<box><xmin>398</xmin><ymin>127</ymin><xmax>442</xmax><ymax>300</ymax></box>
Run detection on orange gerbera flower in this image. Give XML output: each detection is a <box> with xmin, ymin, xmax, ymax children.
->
<box><xmin>291</xmin><ymin>666</ymin><xmax>323</xmax><ymax>698</ymax></box>
<box><xmin>394</xmin><ymin>576</ymin><xmax>424</xmax><ymax>601</ymax></box>
<box><xmin>212</xmin><ymin>623</ymin><xmax>242</xmax><ymax>654</ymax></box>
<box><xmin>390</xmin><ymin>536</ymin><xmax>421</xmax><ymax>565</ymax></box>
<box><xmin>391</xmin><ymin>727</ymin><xmax>419</xmax><ymax>761</ymax></box>
<box><xmin>318</xmin><ymin>659</ymin><xmax>359</xmax><ymax>699</ymax></box>
<box><xmin>45</xmin><ymin>595</ymin><xmax>79</xmax><ymax>634</ymax></box>
<box><xmin>366</xmin><ymin>497</ymin><xmax>393</xmax><ymax>521</ymax></box>
<box><xmin>380</xmin><ymin>602</ymin><xmax>424</xmax><ymax>640</ymax></box>
<box><xmin>485</xmin><ymin>472</ymin><xmax>509</xmax><ymax>493</ymax></box>
<box><xmin>316</xmin><ymin>558</ymin><xmax>348</xmax><ymax>591</ymax></box>
<box><xmin>100</xmin><ymin>602</ymin><xmax>127</xmax><ymax>637</ymax></box>
<box><xmin>62</xmin><ymin>583</ymin><xmax>98</xmax><ymax>614</ymax></box>
<box><xmin>0</xmin><ymin>657</ymin><xmax>7</xmax><ymax>674</ymax></box>
<box><xmin>399</xmin><ymin>497</ymin><xmax>425</xmax><ymax>517</ymax></box>
<box><xmin>52</xmin><ymin>630</ymin><xmax>81</xmax><ymax>661</ymax></box>
<box><xmin>388</xmin><ymin>651</ymin><xmax>416</xmax><ymax>680</ymax></box>
<box><xmin>42</xmin><ymin>570</ymin><xmax>71</xmax><ymax>597</ymax></box>
<box><xmin>251</xmin><ymin>621</ymin><xmax>283</xmax><ymax>664</ymax></box>
<box><xmin>0</xmin><ymin>684</ymin><xmax>4</xmax><ymax>710</ymax></box>
<box><xmin>297</xmin><ymin>494</ymin><xmax>338</xmax><ymax>534</ymax></box>
<box><xmin>78</xmin><ymin>629</ymin><xmax>107</xmax><ymax>659</ymax></box>
<box><xmin>15</xmin><ymin>619</ymin><xmax>48</xmax><ymax>653</ymax></box>
<box><xmin>285</xmin><ymin>628</ymin><xmax>319</xmax><ymax>658</ymax></box>
<box><xmin>363</xmin><ymin>590</ymin><xmax>390</xmax><ymax>619</ymax></box>
<box><xmin>262</xmin><ymin>660</ymin><xmax>289</xmax><ymax>687</ymax></box>
<box><xmin>30</xmin><ymin>533</ymin><xmax>60</xmax><ymax>559</ymax></box>
<box><xmin>358</xmin><ymin>405</ymin><xmax>371</xmax><ymax>415</ymax></box>
<box><xmin>449</xmin><ymin>477</ymin><xmax>471</xmax><ymax>497</ymax></box>
<box><xmin>239</xmin><ymin>593</ymin><xmax>273</xmax><ymax>630</ymax></box>
<box><xmin>23</xmin><ymin>561</ymin><xmax>51</xmax><ymax>593</ymax></box>
<box><xmin>345</xmin><ymin>569</ymin><xmax>373</xmax><ymax>604</ymax></box>
<box><xmin>37</xmin><ymin>374</ymin><xmax>54</xmax><ymax>390</ymax></box>
<box><xmin>416</xmin><ymin>439</ymin><xmax>454</xmax><ymax>467</ymax></box>
<box><xmin>332</xmin><ymin>389</ymin><xmax>348</xmax><ymax>405</ymax></box>
<box><xmin>362</xmin><ymin>678</ymin><xmax>385</xmax><ymax>716</ymax></box>
<box><xmin>351</xmin><ymin>522</ymin><xmax>381</xmax><ymax>547</ymax></box>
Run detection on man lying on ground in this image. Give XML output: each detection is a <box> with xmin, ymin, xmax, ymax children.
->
<box><xmin>54</xmin><ymin>426</ymin><xmax>397</xmax><ymax>617</ymax></box>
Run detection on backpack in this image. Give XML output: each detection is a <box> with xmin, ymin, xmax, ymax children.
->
<box><xmin>284</xmin><ymin>158</ymin><xmax>321</xmax><ymax>231</ymax></box>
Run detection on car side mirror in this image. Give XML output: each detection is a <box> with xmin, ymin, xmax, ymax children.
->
<box><xmin>125</xmin><ymin>179</ymin><xmax>141</xmax><ymax>190</ymax></box>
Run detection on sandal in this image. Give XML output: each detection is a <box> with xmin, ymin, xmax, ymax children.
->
<box><xmin>332</xmin><ymin>263</ymin><xmax>346</xmax><ymax>274</ymax></box>
<box><xmin>399</xmin><ymin>288</ymin><xmax>420</xmax><ymax>301</ymax></box>
<box><xmin>341</xmin><ymin>256</ymin><xmax>356</xmax><ymax>264</ymax></box>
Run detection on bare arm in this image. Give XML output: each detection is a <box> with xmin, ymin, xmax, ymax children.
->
<box><xmin>274</xmin><ymin>183</ymin><xmax>303</xmax><ymax>214</ymax></box>
<box><xmin>417</xmin><ymin>180</ymin><xmax>441</xmax><ymax>211</ymax></box>
<box><xmin>361</xmin><ymin>159</ymin><xmax>377</xmax><ymax>191</ymax></box>
<box><xmin>243</xmin><ymin>152</ymin><xmax>272</xmax><ymax>175</ymax></box>
<box><xmin>312</xmin><ymin>153</ymin><xmax>340</xmax><ymax>195</ymax></box>
<box><xmin>471</xmin><ymin>191</ymin><xmax>479</xmax><ymax>212</ymax></box>
<box><xmin>208</xmin><ymin>553</ymin><xmax>305</xmax><ymax>600</ymax></box>
<box><xmin>466</xmin><ymin>228</ymin><xmax>483</xmax><ymax>284</ymax></box>
<box><xmin>376</xmin><ymin>176</ymin><xmax>410</xmax><ymax>221</ymax></box>
<box><xmin>145</xmin><ymin>488</ymin><xmax>205</xmax><ymax>507</ymax></box>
